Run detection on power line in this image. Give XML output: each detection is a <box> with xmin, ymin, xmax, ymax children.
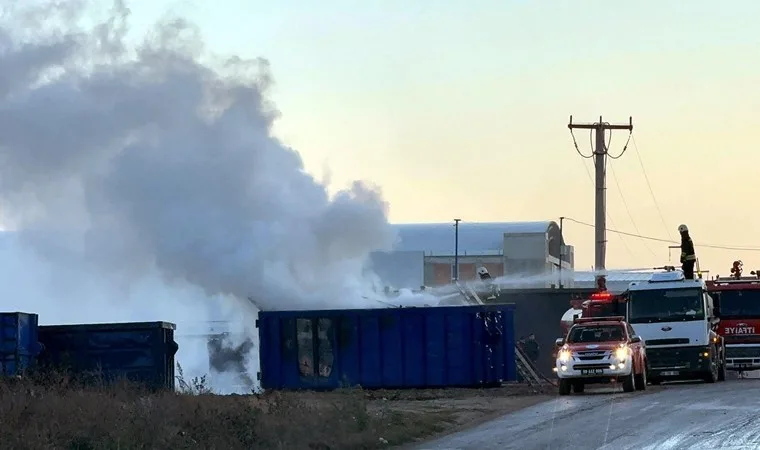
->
<box><xmin>603</xmin><ymin>126</ymin><xmax>652</xmax><ymax>256</ymax></box>
<box><xmin>563</xmin><ymin>217</ymin><xmax>760</xmax><ymax>251</ymax></box>
<box><xmin>569</xmin><ymin>127</ymin><xmax>593</xmax><ymax>159</ymax></box>
<box><xmin>608</xmin><ymin>160</ymin><xmax>659</xmax><ymax>257</ymax></box>
<box><xmin>631</xmin><ymin>134</ymin><xmax>673</xmax><ymax>241</ymax></box>
<box><xmin>576</xmin><ymin>145</ymin><xmax>636</xmax><ymax>259</ymax></box>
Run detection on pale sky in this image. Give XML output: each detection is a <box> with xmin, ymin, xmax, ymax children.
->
<box><xmin>124</xmin><ymin>0</ymin><xmax>760</xmax><ymax>273</ymax></box>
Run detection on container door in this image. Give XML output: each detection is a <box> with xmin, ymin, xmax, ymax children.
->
<box><xmin>289</xmin><ymin>317</ymin><xmax>338</xmax><ymax>389</ymax></box>
<box><xmin>481</xmin><ymin>311</ymin><xmax>505</xmax><ymax>384</ymax></box>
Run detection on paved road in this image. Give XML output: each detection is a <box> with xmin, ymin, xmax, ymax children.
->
<box><xmin>418</xmin><ymin>379</ymin><xmax>760</xmax><ymax>450</ymax></box>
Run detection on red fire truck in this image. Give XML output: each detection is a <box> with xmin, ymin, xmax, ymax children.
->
<box><xmin>560</xmin><ymin>292</ymin><xmax>627</xmax><ymax>335</ymax></box>
<box><xmin>706</xmin><ymin>261</ymin><xmax>760</xmax><ymax>372</ymax></box>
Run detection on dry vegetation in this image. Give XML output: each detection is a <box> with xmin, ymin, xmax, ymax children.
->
<box><xmin>0</xmin><ymin>367</ymin><xmax>550</xmax><ymax>450</ymax></box>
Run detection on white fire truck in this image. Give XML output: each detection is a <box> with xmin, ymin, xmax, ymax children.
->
<box><xmin>627</xmin><ymin>269</ymin><xmax>726</xmax><ymax>384</ymax></box>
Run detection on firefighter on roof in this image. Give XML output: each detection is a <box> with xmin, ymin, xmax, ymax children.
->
<box><xmin>596</xmin><ymin>275</ymin><xmax>607</xmax><ymax>291</ymax></box>
<box><xmin>678</xmin><ymin>224</ymin><xmax>697</xmax><ymax>279</ymax></box>
<box><xmin>477</xmin><ymin>266</ymin><xmax>492</xmax><ymax>281</ymax></box>
<box><xmin>731</xmin><ymin>260</ymin><xmax>743</xmax><ymax>279</ymax></box>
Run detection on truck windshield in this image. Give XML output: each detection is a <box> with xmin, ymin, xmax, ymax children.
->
<box><xmin>717</xmin><ymin>290</ymin><xmax>760</xmax><ymax>318</ymax></box>
<box><xmin>628</xmin><ymin>288</ymin><xmax>704</xmax><ymax>323</ymax></box>
<box><xmin>567</xmin><ymin>325</ymin><xmax>626</xmax><ymax>343</ymax></box>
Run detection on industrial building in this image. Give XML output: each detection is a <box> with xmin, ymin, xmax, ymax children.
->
<box><xmin>369</xmin><ymin>221</ymin><xmax>576</xmax><ymax>289</ymax></box>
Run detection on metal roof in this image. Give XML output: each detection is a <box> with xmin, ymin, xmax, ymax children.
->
<box><xmin>572</xmin><ymin>271</ymin><xmax>657</xmax><ymax>283</ymax></box>
<box><xmin>390</xmin><ymin>221</ymin><xmax>557</xmax><ymax>255</ymax></box>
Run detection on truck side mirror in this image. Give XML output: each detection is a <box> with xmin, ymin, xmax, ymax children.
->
<box><xmin>555</xmin><ymin>338</ymin><xmax>565</xmax><ymax>347</ymax></box>
<box><xmin>629</xmin><ymin>335</ymin><xmax>641</xmax><ymax>344</ymax></box>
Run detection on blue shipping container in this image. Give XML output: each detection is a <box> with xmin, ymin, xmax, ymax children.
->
<box><xmin>38</xmin><ymin>321</ymin><xmax>178</xmax><ymax>390</ymax></box>
<box><xmin>0</xmin><ymin>312</ymin><xmax>42</xmax><ymax>376</ymax></box>
<box><xmin>257</xmin><ymin>304</ymin><xmax>516</xmax><ymax>390</ymax></box>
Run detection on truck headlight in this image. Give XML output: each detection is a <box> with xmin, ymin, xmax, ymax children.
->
<box><xmin>558</xmin><ymin>349</ymin><xmax>572</xmax><ymax>363</ymax></box>
<box><xmin>615</xmin><ymin>346</ymin><xmax>630</xmax><ymax>361</ymax></box>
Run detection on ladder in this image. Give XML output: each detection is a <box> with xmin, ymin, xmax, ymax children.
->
<box><xmin>515</xmin><ymin>344</ymin><xmax>554</xmax><ymax>389</ymax></box>
<box><xmin>455</xmin><ymin>282</ymin><xmax>484</xmax><ymax>305</ymax></box>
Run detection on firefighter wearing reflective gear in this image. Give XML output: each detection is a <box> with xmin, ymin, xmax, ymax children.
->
<box><xmin>477</xmin><ymin>266</ymin><xmax>492</xmax><ymax>281</ymax></box>
<box><xmin>678</xmin><ymin>224</ymin><xmax>697</xmax><ymax>279</ymax></box>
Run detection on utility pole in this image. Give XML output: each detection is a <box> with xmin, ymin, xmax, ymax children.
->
<box><xmin>568</xmin><ymin>116</ymin><xmax>633</xmax><ymax>289</ymax></box>
<box><xmin>559</xmin><ymin>216</ymin><xmax>565</xmax><ymax>289</ymax></box>
<box><xmin>453</xmin><ymin>219</ymin><xmax>461</xmax><ymax>281</ymax></box>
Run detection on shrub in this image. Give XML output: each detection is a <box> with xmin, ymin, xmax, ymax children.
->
<box><xmin>0</xmin><ymin>367</ymin><xmax>450</xmax><ymax>449</ymax></box>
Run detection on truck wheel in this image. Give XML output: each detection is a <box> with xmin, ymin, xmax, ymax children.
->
<box><xmin>559</xmin><ymin>379</ymin><xmax>572</xmax><ymax>395</ymax></box>
<box><xmin>622</xmin><ymin>371</ymin><xmax>635</xmax><ymax>392</ymax></box>
<box><xmin>634</xmin><ymin>363</ymin><xmax>647</xmax><ymax>391</ymax></box>
<box><xmin>572</xmin><ymin>382</ymin><xmax>585</xmax><ymax>393</ymax></box>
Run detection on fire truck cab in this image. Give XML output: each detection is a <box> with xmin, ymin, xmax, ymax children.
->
<box><xmin>583</xmin><ymin>292</ymin><xmax>627</xmax><ymax>318</ymax></box>
<box><xmin>627</xmin><ymin>269</ymin><xmax>726</xmax><ymax>384</ymax></box>
<box><xmin>707</xmin><ymin>262</ymin><xmax>760</xmax><ymax>372</ymax></box>
<box><xmin>560</xmin><ymin>292</ymin><xmax>627</xmax><ymax>336</ymax></box>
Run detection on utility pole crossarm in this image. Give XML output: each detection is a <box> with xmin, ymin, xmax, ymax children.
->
<box><xmin>568</xmin><ymin>116</ymin><xmax>633</xmax><ymax>131</ymax></box>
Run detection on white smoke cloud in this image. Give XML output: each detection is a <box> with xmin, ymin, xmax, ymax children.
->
<box><xmin>0</xmin><ymin>0</ymin><xmax>426</xmax><ymax>393</ymax></box>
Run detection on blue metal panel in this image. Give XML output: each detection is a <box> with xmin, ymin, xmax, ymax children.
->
<box><xmin>257</xmin><ymin>304</ymin><xmax>517</xmax><ymax>390</ymax></box>
<box><xmin>0</xmin><ymin>312</ymin><xmax>42</xmax><ymax>376</ymax></box>
<box><xmin>38</xmin><ymin>321</ymin><xmax>178</xmax><ymax>390</ymax></box>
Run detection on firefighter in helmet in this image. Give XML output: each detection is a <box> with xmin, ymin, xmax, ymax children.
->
<box><xmin>678</xmin><ymin>224</ymin><xmax>697</xmax><ymax>279</ymax></box>
<box><xmin>477</xmin><ymin>266</ymin><xmax>492</xmax><ymax>281</ymax></box>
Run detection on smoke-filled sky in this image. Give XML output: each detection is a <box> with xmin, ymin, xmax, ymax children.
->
<box><xmin>0</xmin><ymin>0</ymin><xmax>440</xmax><ymax>393</ymax></box>
<box><xmin>0</xmin><ymin>0</ymin><xmax>403</xmax><ymax>309</ymax></box>
<box><xmin>111</xmin><ymin>0</ymin><xmax>760</xmax><ymax>272</ymax></box>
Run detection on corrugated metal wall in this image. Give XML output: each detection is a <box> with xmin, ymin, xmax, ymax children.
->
<box><xmin>0</xmin><ymin>312</ymin><xmax>41</xmax><ymax>376</ymax></box>
<box><xmin>38</xmin><ymin>321</ymin><xmax>178</xmax><ymax>390</ymax></box>
<box><xmin>257</xmin><ymin>304</ymin><xmax>517</xmax><ymax>390</ymax></box>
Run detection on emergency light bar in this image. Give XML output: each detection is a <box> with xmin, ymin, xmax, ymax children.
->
<box><xmin>573</xmin><ymin>316</ymin><xmax>625</xmax><ymax>324</ymax></box>
<box><xmin>649</xmin><ymin>271</ymin><xmax>685</xmax><ymax>283</ymax></box>
<box><xmin>589</xmin><ymin>292</ymin><xmax>614</xmax><ymax>301</ymax></box>
<box><xmin>712</xmin><ymin>276</ymin><xmax>760</xmax><ymax>283</ymax></box>
<box><xmin>709</xmin><ymin>279</ymin><xmax>760</xmax><ymax>289</ymax></box>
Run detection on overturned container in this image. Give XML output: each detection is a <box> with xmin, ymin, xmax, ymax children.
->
<box><xmin>0</xmin><ymin>312</ymin><xmax>43</xmax><ymax>376</ymax></box>
<box><xmin>38</xmin><ymin>321</ymin><xmax>178</xmax><ymax>390</ymax></box>
<box><xmin>258</xmin><ymin>304</ymin><xmax>517</xmax><ymax>390</ymax></box>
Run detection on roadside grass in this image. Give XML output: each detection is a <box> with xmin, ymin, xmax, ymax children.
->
<box><xmin>0</xmin><ymin>365</ymin><xmax>458</xmax><ymax>450</ymax></box>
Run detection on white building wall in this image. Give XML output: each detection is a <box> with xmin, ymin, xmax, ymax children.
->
<box><xmin>367</xmin><ymin>250</ymin><xmax>425</xmax><ymax>290</ymax></box>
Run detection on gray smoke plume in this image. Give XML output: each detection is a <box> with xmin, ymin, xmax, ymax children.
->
<box><xmin>207</xmin><ymin>333</ymin><xmax>255</xmax><ymax>388</ymax></box>
<box><xmin>0</xmin><ymin>0</ymin><xmax>404</xmax><ymax>391</ymax></box>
